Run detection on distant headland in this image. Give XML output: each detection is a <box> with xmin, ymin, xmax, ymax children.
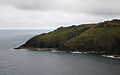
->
<box><xmin>15</xmin><ymin>19</ymin><xmax>120</xmax><ymax>55</ymax></box>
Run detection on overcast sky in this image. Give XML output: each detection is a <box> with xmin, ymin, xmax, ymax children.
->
<box><xmin>0</xmin><ymin>0</ymin><xmax>120</xmax><ymax>29</ymax></box>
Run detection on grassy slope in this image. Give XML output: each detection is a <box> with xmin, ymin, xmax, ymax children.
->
<box><xmin>20</xmin><ymin>19</ymin><xmax>120</xmax><ymax>53</ymax></box>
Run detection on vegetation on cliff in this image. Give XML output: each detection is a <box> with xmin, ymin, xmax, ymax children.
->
<box><xmin>18</xmin><ymin>19</ymin><xmax>120</xmax><ymax>54</ymax></box>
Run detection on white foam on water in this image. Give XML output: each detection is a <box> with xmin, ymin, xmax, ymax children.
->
<box><xmin>102</xmin><ymin>55</ymin><xmax>116</xmax><ymax>58</ymax></box>
<box><xmin>52</xmin><ymin>50</ymin><xmax>58</xmax><ymax>53</ymax></box>
<box><xmin>72</xmin><ymin>51</ymin><xmax>82</xmax><ymax>54</ymax></box>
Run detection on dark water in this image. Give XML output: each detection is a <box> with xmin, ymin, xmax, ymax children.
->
<box><xmin>0</xmin><ymin>30</ymin><xmax>120</xmax><ymax>75</ymax></box>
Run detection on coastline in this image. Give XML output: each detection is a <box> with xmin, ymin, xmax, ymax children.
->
<box><xmin>14</xmin><ymin>47</ymin><xmax>120</xmax><ymax>59</ymax></box>
<box><xmin>14</xmin><ymin>47</ymin><xmax>58</xmax><ymax>51</ymax></box>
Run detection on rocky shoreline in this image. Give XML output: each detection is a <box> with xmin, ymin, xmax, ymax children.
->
<box><xmin>14</xmin><ymin>46</ymin><xmax>120</xmax><ymax>60</ymax></box>
<box><xmin>14</xmin><ymin>47</ymin><xmax>57</xmax><ymax>51</ymax></box>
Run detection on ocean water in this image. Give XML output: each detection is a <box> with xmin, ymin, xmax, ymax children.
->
<box><xmin>0</xmin><ymin>30</ymin><xmax>120</xmax><ymax>75</ymax></box>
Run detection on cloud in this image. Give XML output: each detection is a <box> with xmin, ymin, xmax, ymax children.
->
<box><xmin>0</xmin><ymin>0</ymin><xmax>120</xmax><ymax>29</ymax></box>
<box><xmin>1</xmin><ymin>0</ymin><xmax>120</xmax><ymax>15</ymax></box>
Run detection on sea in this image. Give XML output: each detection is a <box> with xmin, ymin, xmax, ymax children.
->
<box><xmin>0</xmin><ymin>30</ymin><xmax>120</xmax><ymax>75</ymax></box>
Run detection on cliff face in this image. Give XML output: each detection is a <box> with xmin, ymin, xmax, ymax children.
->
<box><xmin>18</xmin><ymin>19</ymin><xmax>120</xmax><ymax>53</ymax></box>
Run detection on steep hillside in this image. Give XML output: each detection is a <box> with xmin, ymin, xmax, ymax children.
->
<box><xmin>17</xmin><ymin>19</ymin><xmax>120</xmax><ymax>54</ymax></box>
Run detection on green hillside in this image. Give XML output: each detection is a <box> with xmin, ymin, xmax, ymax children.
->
<box><xmin>17</xmin><ymin>19</ymin><xmax>120</xmax><ymax>54</ymax></box>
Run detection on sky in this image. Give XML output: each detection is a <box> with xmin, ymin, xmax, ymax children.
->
<box><xmin>0</xmin><ymin>0</ymin><xmax>120</xmax><ymax>29</ymax></box>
